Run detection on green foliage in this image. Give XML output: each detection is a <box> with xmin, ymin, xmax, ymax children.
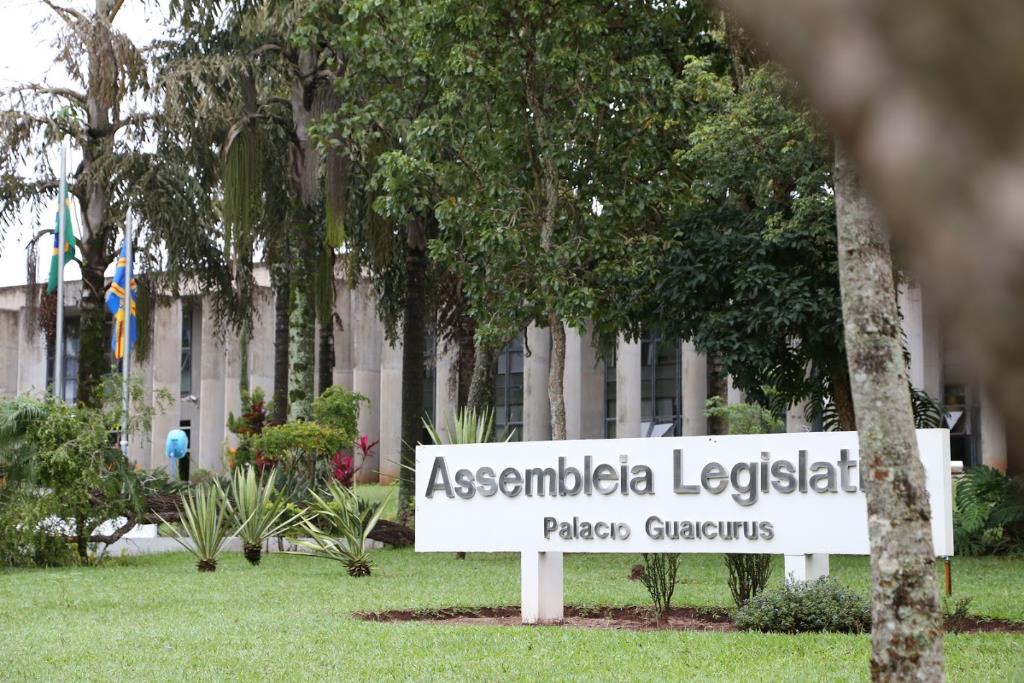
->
<box><xmin>311</xmin><ymin>386</ymin><xmax>365</xmax><ymax>446</ymax></box>
<box><xmin>704</xmin><ymin>396</ymin><xmax>783</xmax><ymax>436</ymax></box>
<box><xmin>0</xmin><ymin>483</ymin><xmax>76</xmax><ymax>568</ymax></box>
<box><xmin>725</xmin><ymin>554</ymin><xmax>773</xmax><ymax>607</ymax></box>
<box><xmin>226</xmin><ymin>466</ymin><xmax>297</xmax><ymax>565</ymax></box>
<box><xmin>288</xmin><ymin>481</ymin><xmax>389</xmax><ymax>577</ymax></box>
<box><xmin>735</xmin><ymin>577</ymin><xmax>871</xmax><ymax>634</ymax></box>
<box><xmin>162</xmin><ymin>484</ymin><xmax>235</xmax><ymax>572</ymax></box>
<box><xmin>226</xmin><ymin>388</ymin><xmax>272</xmax><ymax>469</ymax></box>
<box><xmin>422</xmin><ymin>406</ymin><xmax>508</xmax><ymax>445</ymax></box>
<box><xmin>634</xmin><ymin>553</ymin><xmax>680</xmax><ymax>622</ymax></box>
<box><xmin>953</xmin><ymin>466</ymin><xmax>1024</xmax><ymax>555</ymax></box>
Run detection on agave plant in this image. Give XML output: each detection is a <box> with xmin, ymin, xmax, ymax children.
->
<box><xmin>288</xmin><ymin>481</ymin><xmax>389</xmax><ymax>577</ymax></box>
<box><xmin>422</xmin><ymin>406</ymin><xmax>511</xmax><ymax>445</ymax></box>
<box><xmin>162</xmin><ymin>484</ymin><xmax>234</xmax><ymax>572</ymax></box>
<box><xmin>226</xmin><ymin>465</ymin><xmax>297</xmax><ymax>566</ymax></box>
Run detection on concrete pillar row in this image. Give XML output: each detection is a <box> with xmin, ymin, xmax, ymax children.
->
<box><xmin>523</xmin><ymin>324</ymin><xmax>552</xmax><ymax>441</ymax></box>
<box><xmin>616</xmin><ymin>336</ymin><xmax>642</xmax><ymax>438</ymax></box>
<box><xmin>681</xmin><ymin>342</ymin><xmax>708</xmax><ymax>436</ymax></box>
<box><xmin>981</xmin><ymin>390</ymin><xmax>1007</xmax><ymax>472</ymax></box>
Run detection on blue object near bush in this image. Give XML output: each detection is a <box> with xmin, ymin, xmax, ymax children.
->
<box><xmin>165</xmin><ymin>429</ymin><xmax>189</xmax><ymax>459</ymax></box>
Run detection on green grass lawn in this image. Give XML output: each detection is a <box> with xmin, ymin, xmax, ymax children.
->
<box><xmin>1</xmin><ymin>548</ymin><xmax>1022</xmax><ymax>682</ymax></box>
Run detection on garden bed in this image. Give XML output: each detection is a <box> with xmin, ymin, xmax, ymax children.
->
<box><xmin>356</xmin><ymin>605</ymin><xmax>1024</xmax><ymax>634</ymax></box>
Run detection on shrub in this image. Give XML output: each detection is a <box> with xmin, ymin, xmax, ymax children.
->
<box><xmin>226</xmin><ymin>388</ymin><xmax>272</xmax><ymax>470</ymax></box>
<box><xmin>0</xmin><ymin>483</ymin><xmax>75</xmax><ymax>568</ymax></box>
<box><xmin>725</xmin><ymin>553</ymin><xmax>773</xmax><ymax>606</ymax></box>
<box><xmin>631</xmin><ymin>553</ymin><xmax>680</xmax><ymax>622</ymax></box>
<box><xmin>953</xmin><ymin>466</ymin><xmax>1024</xmax><ymax>555</ymax></box>
<box><xmin>312</xmin><ymin>386</ymin><xmax>365</xmax><ymax>446</ymax></box>
<box><xmin>289</xmin><ymin>481</ymin><xmax>388</xmax><ymax>577</ymax></box>
<box><xmin>735</xmin><ymin>577</ymin><xmax>871</xmax><ymax>634</ymax></box>
<box><xmin>250</xmin><ymin>421</ymin><xmax>351</xmax><ymax>494</ymax></box>
<box><xmin>422</xmin><ymin>406</ymin><xmax>508</xmax><ymax>445</ymax></box>
<box><xmin>163</xmin><ymin>484</ymin><xmax>235</xmax><ymax>572</ymax></box>
<box><xmin>226</xmin><ymin>466</ymin><xmax>297</xmax><ymax>565</ymax></box>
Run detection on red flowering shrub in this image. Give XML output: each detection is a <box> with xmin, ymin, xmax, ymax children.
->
<box><xmin>332</xmin><ymin>451</ymin><xmax>354</xmax><ymax>487</ymax></box>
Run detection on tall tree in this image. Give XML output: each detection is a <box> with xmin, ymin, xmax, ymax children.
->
<box><xmin>165</xmin><ymin>0</ymin><xmax>341</xmax><ymax>421</ymax></box>
<box><xmin>1</xmin><ymin>0</ymin><xmax>232</xmax><ymax>407</ymax></box>
<box><xmin>835</xmin><ymin>150</ymin><xmax>943</xmax><ymax>679</ymax></box>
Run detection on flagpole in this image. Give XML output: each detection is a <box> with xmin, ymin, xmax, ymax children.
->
<box><xmin>120</xmin><ymin>214</ymin><xmax>133</xmax><ymax>457</ymax></box>
<box><xmin>53</xmin><ymin>137</ymin><xmax>67</xmax><ymax>400</ymax></box>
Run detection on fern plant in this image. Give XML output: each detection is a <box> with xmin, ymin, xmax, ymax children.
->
<box><xmin>953</xmin><ymin>466</ymin><xmax>1024</xmax><ymax>555</ymax></box>
<box><xmin>225</xmin><ymin>466</ymin><xmax>297</xmax><ymax>566</ymax></box>
<box><xmin>162</xmin><ymin>484</ymin><xmax>235</xmax><ymax>572</ymax></box>
<box><xmin>288</xmin><ymin>482</ymin><xmax>389</xmax><ymax>577</ymax></box>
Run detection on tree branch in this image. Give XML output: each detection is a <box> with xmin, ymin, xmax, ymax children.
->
<box><xmin>41</xmin><ymin>0</ymin><xmax>85</xmax><ymax>26</ymax></box>
<box><xmin>9</xmin><ymin>84</ymin><xmax>87</xmax><ymax>106</ymax></box>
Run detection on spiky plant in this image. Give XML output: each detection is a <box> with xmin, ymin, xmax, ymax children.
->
<box><xmin>226</xmin><ymin>465</ymin><xmax>297</xmax><ymax>566</ymax></box>
<box><xmin>288</xmin><ymin>482</ymin><xmax>389</xmax><ymax>577</ymax></box>
<box><xmin>422</xmin><ymin>406</ymin><xmax>511</xmax><ymax>445</ymax></box>
<box><xmin>162</xmin><ymin>484</ymin><xmax>234</xmax><ymax>572</ymax></box>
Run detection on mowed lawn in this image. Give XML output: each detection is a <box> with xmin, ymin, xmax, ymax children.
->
<box><xmin>1</xmin><ymin>548</ymin><xmax>1022</xmax><ymax>682</ymax></box>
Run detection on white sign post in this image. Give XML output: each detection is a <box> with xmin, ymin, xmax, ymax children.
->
<box><xmin>415</xmin><ymin>429</ymin><xmax>954</xmax><ymax>624</ymax></box>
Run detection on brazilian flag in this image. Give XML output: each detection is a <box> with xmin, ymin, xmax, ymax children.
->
<box><xmin>46</xmin><ymin>197</ymin><xmax>76</xmax><ymax>294</ymax></box>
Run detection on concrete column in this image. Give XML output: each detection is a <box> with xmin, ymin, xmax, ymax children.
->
<box><xmin>332</xmin><ymin>279</ymin><xmax>354</xmax><ymax>391</ymax></box>
<box><xmin>149</xmin><ymin>300</ymin><xmax>182</xmax><ymax>470</ymax></box>
<box><xmin>981</xmin><ymin>390</ymin><xmax>1007</xmax><ymax>471</ymax></box>
<box><xmin>681</xmin><ymin>342</ymin><xmax>708</xmax><ymax>436</ymax></box>
<box><xmin>223</xmin><ymin>329</ymin><xmax>243</xmax><ymax>452</ymax></box>
<box><xmin>616</xmin><ymin>336</ymin><xmax>641</xmax><ymax>438</ymax></box>
<box><xmin>726</xmin><ymin>375</ymin><xmax>745</xmax><ymax>405</ymax></box>
<box><xmin>0</xmin><ymin>310</ymin><xmax>20</xmax><ymax>397</ymax></box>
<box><xmin>351</xmin><ymin>283</ymin><xmax>381</xmax><ymax>483</ymax></box>
<box><xmin>784</xmin><ymin>554</ymin><xmax>829</xmax><ymax>583</ymax></box>
<box><xmin>523</xmin><ymin>324</ymin><xmax>551</xmax><ymax>441</ymax></box>
<box><xmin>378</xmin><ymin>340</ymin><xmax>403</xmax><ymax>484</ymax></box>
<box><xmin>521</xmin><ymin>551</ymin><xmax>564</xmax><ymax>624</ymax></box>
<box><xmin>564</xmin><ymin>325</ymin><xmax>605</xmax><ymax>440</ymax></box>
<box><xmin>434</xmin><ymin>342</ymin><xmax>459</xmax><ymax>440</ymax></box>
<box><xmin>16</xmin><ymin>307</ymin><xmax>46</xmax><ymax>394</ymax></box>
<box><xmin>787</xmin><ymin>400</ymin><xmax>813</xmax><ymax>433</ymax></box>
<box><xmin>248</xmin><ymin>289</ymin><xmax>275</xmax><ymax>398</ymax></box>
<box><xmin>900</xmin><ymin>282</ymin><xmax>943</xmax><ymax>400</ymax></box>
<box><xmin>197</xmin><ymin>300</ymin><xmax>226</xmax><ymax>473</ymax></box>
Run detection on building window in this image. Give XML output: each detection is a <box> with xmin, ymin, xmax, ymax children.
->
<box><xmin>494</xmin><ymin>338</ymin><xmax>524</xmax><ymax>441</ymax></box>
<box><xmin>46</xmin><ymin>317</ymin><xmax>80</xmax><ymax>404</ymax></box>
<box><xmin>944</xmin><ymin>384</ymin><xmax>980</xmax><ymax>467</ymax></box>
<box><xmin>180</xmin><ymin>303</ymin><xmax>193</xmax><ymax>397</ymax></box>
<box><xmin>641</xmin><ymin>334</ymin><xmax>682</xmax><ymax>436</ymax></box>
<box><xmin>605</xmin><ymin>350</ymin><xmax>616</xmax><ymax>438</ymax></box>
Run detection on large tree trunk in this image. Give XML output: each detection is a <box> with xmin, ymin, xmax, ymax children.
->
<box><xmin>467</xmin><ymin>344</ymin><xmax>497</xmax><ymax>413</ymax></box>
<box><xmin>398</xmin><ymin>216</ymin><xmax>429</xmax><ymax>514</ymax></box>
<box><xmin>76</xmin><ymin>236</ymin><xmax>109</xmax><ymax>407</ymax></box>
<box><xmin>287</xmin><ymin>257</ymin><xmax>316</xmax><ymax>421</ymax></box>
<box><xmin>271</xmin><ymin>262</ymin><xmax>290</xmax><ymax>424</ymax></box>
<box><xmin>835</xmin><ymin>150</ymin><xmax>943</xmax><ymax>681</ymax></box>
<box><xmin>548</xmin><ymin>313</ymin><xmax>567</xmax><ymax>440</ymax></box>
<box><xmin>317</xmin><ymin>316</ymin><xmax>334</xmax><ymax>397</ymax></box>
<box><xmin>828</xmin><ymin>362</ymin><xmax>857</xmax><ymax>431</ymax></box>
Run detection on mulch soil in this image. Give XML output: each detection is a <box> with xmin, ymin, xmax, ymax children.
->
<box><xmin>354</xmin><ymin>605</ymin><xmax>1024</xmax><ymax>634</ymax></box>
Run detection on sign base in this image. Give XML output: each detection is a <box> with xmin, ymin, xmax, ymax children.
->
<box><xmin>784</xmin><ymin>553</ymin><xmax>829</xmax><ymax>583</ymax></box>
<box><xmin>521</xmin><ymin>551</ymin><xmax>563</xmax><ymax>624</ymax></box>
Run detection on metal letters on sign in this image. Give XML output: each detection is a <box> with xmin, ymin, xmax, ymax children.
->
<box><xmin>415</xmin><ymin>429</ymin><xmax>955</xmax><ymax>556</ymax></box>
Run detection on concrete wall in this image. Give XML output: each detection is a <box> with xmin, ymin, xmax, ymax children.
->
<box><xmin>615</xmin><ymin>337</ymin><xmax>642</xmax><ymax>438</ymax></box>
<box><xmin>0</xmin><ymin>310</ymin><xmax>19</xmax><ymax>397</ymax></box>
<box><xmin>523</xmin><ymin>324</ymin><xmax>551</xmax><ymax>441</ymax></box>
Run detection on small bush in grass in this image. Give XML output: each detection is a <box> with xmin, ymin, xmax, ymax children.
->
<box><xmin>631</xmin><ymin>553</ymin><xmax>680</xmax><ymax>622</ymax></box>
<box><xmin>735</xmin><ymin>577</ymin><xmax>871</xmax><ymax>633</ymax></box>
<box><xmin>725</xmin><ymin>553</ymin><xmax>773</xmax><ymax>606</ymax></box>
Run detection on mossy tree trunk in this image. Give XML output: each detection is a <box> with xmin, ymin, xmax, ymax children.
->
<box><xmin>398</xmin><ymin>215</ymin><xmax>429</xmax><ymax>514</ymax></box>
<box><xmin>834</xmin><ymin>149</ymin><xmax>943</xmax><ymax>681</ymax></box>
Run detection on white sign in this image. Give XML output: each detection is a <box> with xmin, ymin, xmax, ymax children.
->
<box><xmin>415</xmin><ymin>429</ymin><xmax>954</xmax><ymax>557</ymax></box>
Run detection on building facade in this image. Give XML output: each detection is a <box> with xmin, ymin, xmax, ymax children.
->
<box><xmin>0</xmin><ymin>272</ymin><xmax>1009</xmax><ymax>478</ymax></box>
